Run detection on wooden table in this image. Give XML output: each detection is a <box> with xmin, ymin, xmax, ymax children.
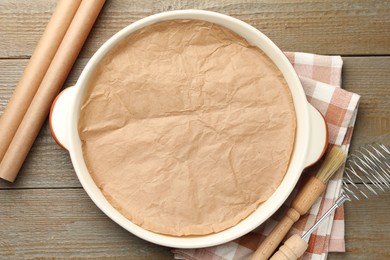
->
<box><xmin>0</xmin><ymin>1</ymin><xmax>389</xmax><ymax>259</ymax></box>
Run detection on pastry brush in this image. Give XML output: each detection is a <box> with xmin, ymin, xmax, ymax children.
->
<box><xmin>251</xmin><ymin>146</ymin><xmax>346</xmax><ymax>260</ymax></box>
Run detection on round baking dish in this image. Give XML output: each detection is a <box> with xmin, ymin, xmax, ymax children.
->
<box><xmin>49</xmin><ymin>10</ymin><xmax>327</xmax><ymax>248</ymax></box>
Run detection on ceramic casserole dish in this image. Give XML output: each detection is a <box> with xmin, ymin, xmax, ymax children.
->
<box><xmin>49</xmin><ymin>10</ymin><xmax>327</xmax><ymax>248</ymax></box>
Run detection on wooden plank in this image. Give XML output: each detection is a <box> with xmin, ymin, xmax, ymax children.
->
<box><xmin>0</xmin><ymin>186</ymin><xmax>388</xmax><ymax>259</ymax></box>
<box><xmin>0</xmin><ymin>56</ymin><xmax>389</xmax><ymax>188</ymax></box>
<box><xmin>329</xmin><ymin>184</ymin><xmax>390</xmax><ymax>259</ymax></box>
<box><xmin>342</xmin><ymin>57</ymin><xmax>390</xmax><ymax>153</ymax></box>
<box><xmin>0</xmin><ymin>0</ymin><xmax>389</xmax><ymax>57</ymax></box>
<box><xmin>0</xmin><ymin>189</ymin><xmax>173</xmax><ymax>259</ymax></box>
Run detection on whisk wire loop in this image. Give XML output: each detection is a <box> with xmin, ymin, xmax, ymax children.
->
<box><xmin>343</xmin><ymin>143</ymin><xmax>390</xmax><ymax>201</ymax></box>
<box><xmin>366</xmin><ymin>145</ymin><xmax>390</xmax><ymax>181</ymax></box>
<box><xmin>359</xmin><ymin>148</ymin><xmax>390</xmax><ymax>188</ymax></box>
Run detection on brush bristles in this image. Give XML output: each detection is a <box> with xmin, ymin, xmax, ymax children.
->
<box><xmin>316</xmin><ymin>147</ymin><xmax>347</xmax><ymax>183</ymax></box>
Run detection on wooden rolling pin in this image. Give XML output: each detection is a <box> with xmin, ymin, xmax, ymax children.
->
<box><xmin>250</xmin><ymin>147</ymin><xmax>346</xmax><ymax>260</ymax></box>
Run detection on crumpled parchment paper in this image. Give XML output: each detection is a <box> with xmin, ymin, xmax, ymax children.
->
<box><xmin>78</xmin><ymin>20</ymin><xmax>296</xmax><ymax>236</ymax></box>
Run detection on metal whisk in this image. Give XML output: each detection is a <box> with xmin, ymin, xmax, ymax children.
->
<box><xmin>302</xmin><ymin>143</ymin><xmax>390</xmax><ymax>240</ymax></box>
<box><xmin>270</xmin><ymin>143</ymin><xmax>390</xmax><ymax>260</ymax></box>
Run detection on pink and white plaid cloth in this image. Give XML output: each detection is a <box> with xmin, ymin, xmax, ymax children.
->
<box><xmin>173</xmin><ymin>52</ymin><xmax>360</xmax><ymax>260</ymax></box>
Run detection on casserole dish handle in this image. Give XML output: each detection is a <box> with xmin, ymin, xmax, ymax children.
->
<box><xmin>304</xmin><ymin>104</ymin><xmax>328</xmax><ymax>168</ymax></box>
<box><xmin>49</xmin><ymin>86</ymin><xmax>77</xmax><ymax>150</ymax></box>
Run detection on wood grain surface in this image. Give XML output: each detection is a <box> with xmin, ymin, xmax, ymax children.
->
<box><xmin>0</xmin><ymin>185</ymin><xmax>389</xmax><ymax>259</ymax></box>
<box><xmin>0</xmin><ymin>0</ymin><xmax>389</xmax><ymax>57</ymax></box>
<box><xmin>0</xmin><ymin>0</ymin><xmax>389</xmax><ymax>259</ymax></box>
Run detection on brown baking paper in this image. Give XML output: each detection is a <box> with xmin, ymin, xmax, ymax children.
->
<box><xmin>79</xmin><ymin>20</ymin><xmax>296</xmax><ymax>236</ymax></box>
<box><xmin>0</xmin><ymin>0</ymin><xmax>106</xmax><ymax>182</ymax></box>
<box><xmin>0</xmin><ymin>0</ymin><xmax>82</xmax><ymax>181</ymax></box>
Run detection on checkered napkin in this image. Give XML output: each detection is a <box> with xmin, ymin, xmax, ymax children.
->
<box><xmin>173</xmin><ymin>52</ymin><xmax>360</xmax><ymax>260</ymax></box>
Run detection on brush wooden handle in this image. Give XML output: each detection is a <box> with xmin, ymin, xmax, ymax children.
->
<box><xmin>250</xmin><ymin>177</ymin><xmax>325</xmax><ymax>260</ymax></box>
<box><xmin>269</xmin><ymin>234</ymin><xmax>308</xmax><ymax>260</ymax></box>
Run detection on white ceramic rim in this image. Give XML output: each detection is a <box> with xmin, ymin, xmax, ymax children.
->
<box><xmin>67</xmin><ymin>10</ymin><xmax>311</xmax><ymax>248</ymax></box>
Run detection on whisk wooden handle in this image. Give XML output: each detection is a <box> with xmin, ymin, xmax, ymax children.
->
<box><xmin>250</xmin><ymin>177</ymin><xmax>325</xmax><ymax>260</ymax></box>
<box><xmin>269</xmin><ymin>234</ymin><xmax>308</xmax><ymax>260</ymax></box>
